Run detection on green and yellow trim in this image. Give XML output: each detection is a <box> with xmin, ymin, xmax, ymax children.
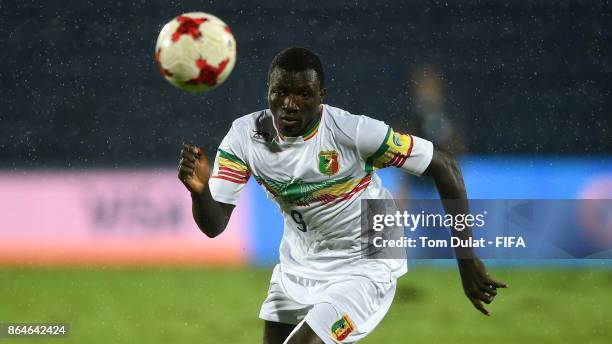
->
<box><xmin>217</xmin><ymin>149</ymin><xmax>248</xmax><ymax>172</ymax></box>
<box><xmin>302</xmin><ymin>119</ymin><xmax>320</xmax><ymax>141</ymax></box>
<box><xmin>254</xmin><ymin>174</ymin><xmax>372</xmax><ymax>206</ymax></box>
<box><xmin>365</xmin><ymin>127</ymin><xmax>392</xmax><ymax>172</ymax></box>
<box><xmin>365</xmin><ymin>127</ymin><xmax>413</xmax><ymax>172</ymax></box>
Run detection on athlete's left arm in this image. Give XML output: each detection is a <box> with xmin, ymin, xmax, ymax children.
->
<box><xmin>423</xmin><ymin>148</ymin><xmax>507</xmax><ymax>316</ymax></box>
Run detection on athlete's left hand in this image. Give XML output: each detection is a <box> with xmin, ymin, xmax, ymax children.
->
<box><xmin>457</xmin><ymin>257</ymin><xmax>507</xmax><ymax>316</ymax></box>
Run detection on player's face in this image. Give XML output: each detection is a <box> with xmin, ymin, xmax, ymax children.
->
<box><xmin>268</xmin><ymin>68</ymin><xmax>324</xmax><ymax>137</ymax></box>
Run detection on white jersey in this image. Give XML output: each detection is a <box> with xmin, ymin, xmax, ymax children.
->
<box><xmin>209</xmin><ymin>104</ymin><xmax>434</xmax><ymax>282</ymax></box>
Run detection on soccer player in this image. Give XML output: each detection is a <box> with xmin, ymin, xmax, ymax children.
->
<box><xmin>178</xmin><ymin>47</ymin><xmax>506</xmax><ymax>344</ymax></box>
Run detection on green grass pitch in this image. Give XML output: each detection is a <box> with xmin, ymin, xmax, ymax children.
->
<box><xmin>0</xmin><ymin>266</ymin><xmax>610</xmax><ymax>343</ymax></box>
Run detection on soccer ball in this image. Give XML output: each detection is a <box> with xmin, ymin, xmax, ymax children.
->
<box><xmin>155</xmin><ymin>12</ymin><xmax>236</xmax><ymax>92</ymax></box>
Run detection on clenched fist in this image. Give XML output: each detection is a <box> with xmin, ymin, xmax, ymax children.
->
<box><xmin>178</xmin><ymin>142</ymin><xmax>212</xmax><ymax>194</ymax></box>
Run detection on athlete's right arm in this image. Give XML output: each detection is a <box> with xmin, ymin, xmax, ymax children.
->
<box><xmin>178</xmin><ymin>143</ymin><xmax>235</xmax><ymax>238</ymax></box>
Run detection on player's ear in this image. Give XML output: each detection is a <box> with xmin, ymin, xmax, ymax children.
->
<box><xmin>319</xmin><ymin>88</ymin><xmax>326</xmax><ymax>102</ymax></box>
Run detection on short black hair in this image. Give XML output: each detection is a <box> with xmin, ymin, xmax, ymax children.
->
<box><xmin>268</xmin><ymin>47</ymin><xmax>325</xmax><ymax>88</ymax></box>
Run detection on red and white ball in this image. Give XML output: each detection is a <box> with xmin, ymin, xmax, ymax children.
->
<box><xmin>155</xmin><ymin>12</ymin><xmax>236</xmax><ymax>92</ymax></box>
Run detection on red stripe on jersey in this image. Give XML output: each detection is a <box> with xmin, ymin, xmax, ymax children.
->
<box><xmin>211</xmin><ymin>175</ymin><xmax>247</xmax><ymax>184</ymax></box>
<box><xmin>388</xmin><ymin>153</ymin><xmax>402</xmax><ymax>167</ymax></box>
<box><xmin>406</xmin><ymin>134</ymin><xmax>415</xmax><ymax>157</ymax></box>
<box><xmin>330</xmin><ymin>175</ymin><xmax>373</xmax><ymax>203</ymax></box>
<box><xmin>395</xmin><ymin>153</ymin><xmax>409</xmax><ymax>167</ymax></box>
<box><xmin>338</xmin><ymin>177</ymin><xmax>371</xmax><ymax>202</ymax></box>
<box><xmin>311</xmin><ymin>175</ymin><xmax>372</xmax><ymax>205</ymax></box>
<box><xmin>218</xmin><ymin>172</ymin><xmax>248</xmax><ymax>182</ymax></box>
<box><xmin>218</xmin><ymin>167</ymin><xmax>249</xmax><ymax>178</ymax></box>
<box><xmin>397</xmin><ymin>153</ymin><xmax>409</xmax><ymax>167</ymax></box>
<box><xmin>218</xmin><ymin>171</ymin><xmax>248</xmax><ymax>181</ymax></box>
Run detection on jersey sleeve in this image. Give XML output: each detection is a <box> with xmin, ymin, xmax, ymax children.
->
<box><xmin>356</xmin><ymin>116</ymin><xmax>434</xmax><ymax>175</ymax></box>
<box><xmin>208</xmin><ymin>124</ymin><xmax>251</xmax><ymax>205</ymax></box>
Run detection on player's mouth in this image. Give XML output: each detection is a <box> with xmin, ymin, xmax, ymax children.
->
<box><xmin>279</xmin><ymin>115</ymin><xmax>301</xmax><ymax>127</ymax></box>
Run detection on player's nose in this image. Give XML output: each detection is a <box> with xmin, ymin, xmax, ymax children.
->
<box><xmin>282</xmin><ymin>95</ymin><xmax>299</xmax><ymax>112</ymax></box>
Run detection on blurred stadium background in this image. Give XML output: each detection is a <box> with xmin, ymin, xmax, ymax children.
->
<box><xmin>1</xmin><ymin>0</ymin><xmax>611</xmax><ymax>343</ymax></box>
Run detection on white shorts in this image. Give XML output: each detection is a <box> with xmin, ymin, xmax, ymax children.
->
<box><xmin>259</xmin><ymin>264</ymin><xmax>397</xmax><ymax>344</ymax></box>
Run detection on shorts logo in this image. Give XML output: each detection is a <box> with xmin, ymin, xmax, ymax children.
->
<box><xmin>318</xmin><ymin>150</ymin><xmax>339</xmax><ymax>176</ymax></box>
<box><xmin>331</xmin><ymin>314</ymin><xmax>355</xmax><ymax>341</ymax></box>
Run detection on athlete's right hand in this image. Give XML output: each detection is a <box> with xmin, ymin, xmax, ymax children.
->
<box><xmin>178</xmin><ymin>142</ymin><xmax>211</xmax><ymax>194</ymax></box>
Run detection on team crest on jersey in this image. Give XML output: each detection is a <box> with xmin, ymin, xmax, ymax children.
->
<box><xmin>331</xmin><ymin>314</ymin><xmax>355</xmax><ymax>341</ymax></box>
<box><xmin>318</xmin><ymin>150</ymin><xmax>339</xmax><ymax>176</ymax></box>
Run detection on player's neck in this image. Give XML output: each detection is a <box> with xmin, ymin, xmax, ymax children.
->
<box><xmin>299</xmin><ymin>111</ymin><xmax>322</xmax><ymax>139</ymax></box>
